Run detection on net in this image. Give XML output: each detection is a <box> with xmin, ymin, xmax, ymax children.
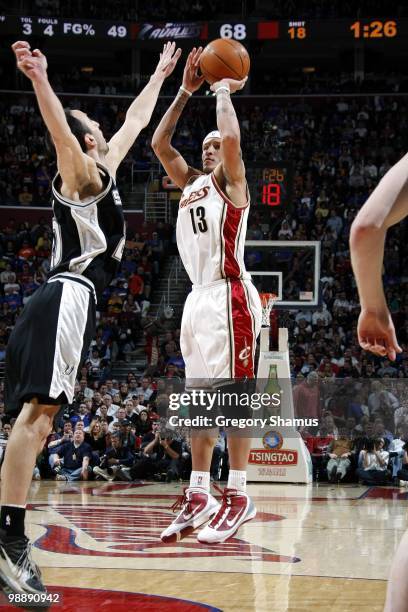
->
<box><xmin>259</xmin><ymin>292</ymin><xmax>278</xmax><ymax>328</ymax></box>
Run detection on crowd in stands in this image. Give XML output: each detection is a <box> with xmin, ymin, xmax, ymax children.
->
<box><xmin>1</xmin><ymin>84</ymin><xmax>408</xmax><ymax>484</ymax></box>
<box><xmin>0</xmin><ymin>372</ymin><xmax>229</xmax><ymax>483</ymax></box>
<box><xmin>2</xmin><ymin>92</ymin><xmax>408</xmax><ymax>205</ymax></box>
<box><xmin>292</xmin><ymin>373</ymin><xmax>408</xmax><ymax>485</ymax></box>
<box><xmin>4</xmin><ymin>68</ymin><xmax>408</xmax><ymax>97</ymax></box>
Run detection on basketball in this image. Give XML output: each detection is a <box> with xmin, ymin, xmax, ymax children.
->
<box><xmin>199</xmin><ymin>38</ymin><xmax>250</xmax><ymax>85</ymax></box>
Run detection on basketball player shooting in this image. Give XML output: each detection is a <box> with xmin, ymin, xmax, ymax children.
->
<box><xmin>350</xmin><ymin>154</ymin><xmax>408</xmax><ymax>612</ymax></box>
<box><xmin>0</xmin><ymin>40</ymin><xmax>180</xmax><ymax>598</ymax></box>
<box><xmin>152</xmin><ymin>47</ymin><xmax>262</xmax><ymax>544</ymax></box>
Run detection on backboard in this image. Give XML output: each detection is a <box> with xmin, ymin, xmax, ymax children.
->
<box><xmin>245</xmin><ymin>240</ymin><xmax>321</xmax><ymax>308</ymax></box>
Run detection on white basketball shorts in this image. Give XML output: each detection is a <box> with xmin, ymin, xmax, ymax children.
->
<box><xmin>180</xmin><ymin>278</ymin><xmax>262</xmax><ymax>387</ymax></box>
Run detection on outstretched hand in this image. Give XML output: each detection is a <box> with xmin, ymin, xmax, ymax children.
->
<box><xmin>12</xmin><ymin>41</ymin><xmax>48</xmax><ymax>82</ymax></box>
<box><xmin>211</xmin><ymin>77</ymin><xmax>248</xmax><ymax>94</ymax></box>
<box><xmin>153</xmin><ymin>41</ymin><xmax>182</xmax><ymax>80</ymax></box>
<box><xmin>357</xmin><ymin>307</ymin><xmax>402</xmax><ymax>361</ymax></box>
<box><xmin>182</xmin><ymin>47</ymin><xmax>205</xmax><ymax>93</ymax></box>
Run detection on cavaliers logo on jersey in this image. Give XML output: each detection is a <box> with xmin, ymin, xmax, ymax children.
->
<box><xmin>180</xmin><ymin>186</ymin><xmax>210</xmax><ymax>209</ymax></box>
<box><xmin>238</xmin><ymin>338</ymin><xmax>251</xmax><ymax>367</ymax></box>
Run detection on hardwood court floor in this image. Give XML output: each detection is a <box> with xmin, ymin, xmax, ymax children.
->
<box><xmin>1</xmin><ymin>480</ymin><xmax>404</xmax><ymax>611</ymax></box>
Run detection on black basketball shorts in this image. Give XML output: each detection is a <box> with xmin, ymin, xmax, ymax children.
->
<box><xmin>5</xmin><ymin>273</ymin><xmax>96</xmax><ymax>414</ymax></box>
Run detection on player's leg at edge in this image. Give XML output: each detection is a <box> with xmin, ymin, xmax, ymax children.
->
<box><xmin>0</xmin><ymin>400</ymin><xmax>58</xmax><ymax>596</ymax></box>
<box><xmin>383</xmin><ymin>529</ymin><xmax>408</xmax><ymax>612</ymax></box>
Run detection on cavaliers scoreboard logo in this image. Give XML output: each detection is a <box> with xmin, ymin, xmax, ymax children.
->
<box><xmin>249</xmin><ymin>430</ymin><xmax>298</xmax><ymax>466</ymax></box>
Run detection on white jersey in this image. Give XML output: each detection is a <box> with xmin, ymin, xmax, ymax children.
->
<box><xmin>176</xmin><ymin>172</ymin><xmax>251</xmax><ymax>286</ymax></box>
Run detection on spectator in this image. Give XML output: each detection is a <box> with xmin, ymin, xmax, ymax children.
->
<box><xmin>53</xmin><ymin>429</ymin><xmax>92</xmax><ymax>481</ymax></box>
<box><xmin>98</xmin><ymin>394</ymin><xmax>118</xmax><ymax>418</ymax></box>
<box><xmin>70</xmin><ymin>403</ymin><xmax>92</xmax><ymax>430</ymax></box>
<box><xmin>131</xmin><ymin>422</ymin><xmax>181</xmax><ymax>482</ymax></box>
<box><xmin>123</xmin><ymin>398</ymin><xmax>138</xmax><ymax>425</ymax></box>
<box><xmin>109</xmin><ymin>407</ymin><xmax>127</xmax><ymax>431</ymax></box>
<box><xmin>293</xmin><ymin>372</ymin><xmax>320</xmax><ymax>420</ymax></box>
<box><xmin>356</xmin><ymin>438</ymin><xmax>390</xmax><ymax>486</ymax></box>
<box><xmin>326</xmin><ymin>430</ymin><xmax>353</xmax><ymax>482</ymax></box>
<box><xmin>388</xmin><ymin>427</ymin><xmax>408</xmax><ymax>481</ymax></box>
<box><xmin>0</xmin><ymin>423</ymin><xmax>12</xmax><ymax>465</ymax></box>
<box><xmin>86</xmin><ymin>420</ymin><xmax>107</xmax><ymax>456</ymax></box>
<box><xmin>18</xmin><ymin>186</ymin><xmax>33</xmax><ymax>206</ymax></box>
<box><xmin>93</xmin><ymin>432</ymin><xmax>134</xmax><ymax>481</ymax></box>
<box><xmin>397</xmin><ymin>443</ymin><xmax>408</xmax><ymax>486</ymax></box>
<box><xmin>135</xmin><ymin>409</ymin><xmax>152</xmax><ymax>436</ymax></box>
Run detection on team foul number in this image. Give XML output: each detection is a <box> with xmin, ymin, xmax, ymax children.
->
<box><xmin>190</xmin><ymin>207</ymin><xmax>207</xmax><ymax>234</ymax></box>
<box><xmin>220</xmin><ymin>23</ymin><xmax>247</xmax><ymax>40</ymax></box>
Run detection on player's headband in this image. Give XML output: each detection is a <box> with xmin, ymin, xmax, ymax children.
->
<box><xmin>203</xmin><ymin>130</ymin><xmax>221</xmax><ymax>145</ymax></box>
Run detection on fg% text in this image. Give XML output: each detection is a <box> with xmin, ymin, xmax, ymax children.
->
<box><xmin>63</xmin><ymin>22</ymin><xmax>96</xmax><ymax>35</ymax></box>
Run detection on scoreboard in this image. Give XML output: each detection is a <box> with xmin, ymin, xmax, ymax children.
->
<box><xmin>209</xmin><ymin>19</ymin><xmax>401</xmax><ymax>42</ymax></box>
<box><xmin>0</xmin><ymin>15</ymin><xmax>130</xmax><ymax>39</ymax></box>
<box><xmin>0</xmin><ymin>15</ymin><xmax>405</xmax><ymax>43</ymax></box>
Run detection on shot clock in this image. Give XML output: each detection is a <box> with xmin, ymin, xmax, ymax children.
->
<box><xmin>247</xmin><ymin>163</ymin><xmax>294</xmax><ymax>211</ymax></box>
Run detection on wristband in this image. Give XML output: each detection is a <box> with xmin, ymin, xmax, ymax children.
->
<box><xmin>179</xmin><ymin>85</ymin><xmax>192</xmax><ymax>96</ymax></box>
<box><xmin>214</xmin><ymin>85</ymin><xmax>230</xmax><ymax>94</ymax></box>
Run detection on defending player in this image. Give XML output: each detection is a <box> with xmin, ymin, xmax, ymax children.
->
<box><xmin>350</xmin><ymin>154</ymin><xmax>407</xmax><ymax>612</ymax></box>
<box><xmin>152</xmin><ymin>48</ymin><xmax>262</xmax><ymax>544</ymax></box>
<box><xmin>0</xmin><ymin>40</ymin><xmax>180</xmax><ymax>597</ymax></box>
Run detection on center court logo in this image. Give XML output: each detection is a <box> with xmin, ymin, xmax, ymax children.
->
<box><xmin>33</xmin><ymin>499</ymin><xmax>300</xmax><ymax>564</ymax></box>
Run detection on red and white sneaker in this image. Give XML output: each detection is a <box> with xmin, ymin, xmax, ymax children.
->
<box><xmin>160</xmin><ymin>487</ymin><xmax>220</xmax><ymax>543</ymax></box>
<box><xmin>197</xmin><ymin>488</ymin><xmax>256</xmax><ymax>544</ymax></box>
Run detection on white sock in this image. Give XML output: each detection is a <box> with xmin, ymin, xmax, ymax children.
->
<box><xmin>228</xmin><ymin>469</ymin><xmax>247</xmax><ymax>492</ymax></box>
<box><xmin>190</xmin><ymin>471</ymin><xmax>210</xmax><ymax>491</ymax></box>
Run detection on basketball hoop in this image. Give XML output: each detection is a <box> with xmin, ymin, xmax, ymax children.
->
<box><xmin>259</xmin><ymin>292</ymin><xmax>278</xmax><ymax>328</ymax></box>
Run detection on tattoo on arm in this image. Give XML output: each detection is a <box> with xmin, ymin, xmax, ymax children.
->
<box><xmin>174</xmin><ymin>95</ymin><xmax>189</xmax><ymax>113</ymax></box>
<box><xmin>161</xmin><ymin>92</ymin><xmax>190</xmax><ymax>140</ymax></box>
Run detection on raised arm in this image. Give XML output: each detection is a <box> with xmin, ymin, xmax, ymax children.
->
<box><xmin>105</xmin><ymin>42</ymin><xmax>181</xmax><ymax>177</ymax></box>
<box><xmin>12</xmin><ymin>41</ymin><xmax>96</xmax><ymax>197</ymax></box>
<box><xmin>151</xmin><ymin>47</ymin><xmax>205</xmax><ymax>189</ymax></box>
<box><xmin>350</xmin><ymin>153</ymin><xmax>408</xmax><ymax>359</ymax></box>
<box><xmin>210</xmin><ymin>77</ymin><xmax>248</xmax><ymax>207</ymax></box>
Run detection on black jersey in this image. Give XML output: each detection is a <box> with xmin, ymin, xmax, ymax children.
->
<box><xmin>49</xmin><ymin>162</ymin><xmax>125</xmax><ymax>300</ymax></box>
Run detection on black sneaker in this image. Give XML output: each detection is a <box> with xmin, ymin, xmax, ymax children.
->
<box><xmin>0</xmin><ymin>532</ymin><xmax>46</xmax><ymax>596</ymax></box>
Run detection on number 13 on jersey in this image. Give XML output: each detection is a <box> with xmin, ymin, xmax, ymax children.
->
<box><xmin>190</xmin><ymin>206</ymin><xmax>208</xmax><ymax>234</ymax></box>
